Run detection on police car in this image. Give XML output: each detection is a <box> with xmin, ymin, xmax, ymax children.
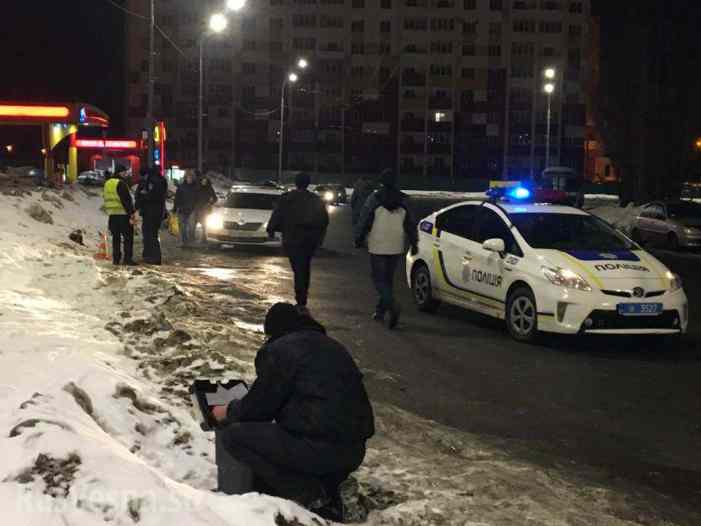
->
<box><xmin>406</xmin><ymin>189</ymin><xmax>688</xmax><ymax>342</ymax></box>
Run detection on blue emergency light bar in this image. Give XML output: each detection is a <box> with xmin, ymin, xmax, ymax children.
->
<box><xmin>486</xmin><ymin>185</ymin><xmax>532</xmax><ymax>202</ymax></box>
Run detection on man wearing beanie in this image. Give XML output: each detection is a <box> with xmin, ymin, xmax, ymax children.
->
<box><xmin>355</xmin><ymin>168</ymin><xmax>418</xmax><ymax>329</ymax></box>
<box><xmin>267</xmin><ymin>172</ymin><xmax>329</xmax><ymax>313</ymax></box>
<box><xmin>212</xmin><ymin>303</ymin><xmax>375</xmax><ymax>522</ymax></box>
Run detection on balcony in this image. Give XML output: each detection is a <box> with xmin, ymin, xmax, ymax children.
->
<box><xmin>428</xmin><ymin>96</ymin><xmax>452</xmax><ymax>109</ymax></box>
<box><xmin>401</xmin><ymin>118</ymin><xmax>425</xmax><ymax>132</ymax></box>
<box><xmin>402</xmin><ymin>73</ymin><xmax>426</xmax><ymax>87</ymax></box>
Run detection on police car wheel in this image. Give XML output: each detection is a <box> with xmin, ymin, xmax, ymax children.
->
<box><xmin>506</xmin><ymin>287</ymin><xmax>538</xmax><ymax>342</ymax></box>
<box><xmin>412</xmin><ymin>265</ymin><xmax>440</xmax><ymax>313</ymax></box>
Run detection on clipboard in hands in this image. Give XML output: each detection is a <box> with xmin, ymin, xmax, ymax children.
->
<box><xmin>190</xmin><ymin>379</ymin><xmax>248</xmax><ymax>431</ymax></box>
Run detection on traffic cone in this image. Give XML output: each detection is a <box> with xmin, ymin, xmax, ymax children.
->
<box><xmin>94</xmin><ymin>231</ymin><xmax>110</xmax><ymax>261</ymax></box>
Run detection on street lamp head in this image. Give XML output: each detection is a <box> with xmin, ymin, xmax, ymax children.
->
<box><xmin>544</xmin><ymin>83</ymin><xmax>555</xmax><ymax>94</ymax></box>
<box><xmin>288</xmin><ymin>72</ymin><xmax>299</xmax><ymax>83</ymax></box>
<box><xmin>209</xmin><ymin>13</ymin><xmax>228</xmax><ymax>33</ymax></box>
<box><xmin>226</xmin><ymin>0</ymin><xmax>246</xmax><ymax>11</ymax></box>
<box><xmin>544</xmin><ymin>67</ymin><xmax>556</xmax><ymax>80</ymax></box>
<box><xmin>297</xmin><ymin>58</ymin><xmax>308</xmax><ymax>70</ymax></box>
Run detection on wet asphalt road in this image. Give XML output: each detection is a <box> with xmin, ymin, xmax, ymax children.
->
<box><xmin>164</xmin><ymin>198</ymin><xmax>701</xmax><ymax>514</ymax></box>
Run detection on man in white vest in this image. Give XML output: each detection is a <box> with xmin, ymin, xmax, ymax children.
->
<box><xmin>355</xmin><ymin>169</ymin><xmax>418</xmax><ymax>329</ymax></box>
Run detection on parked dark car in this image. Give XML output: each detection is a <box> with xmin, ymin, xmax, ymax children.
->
<box><xmin>315</xmin><ymin>184</ymin><xmax>348</xmax><ymax>205</ymax></box>
<box><xmin>77</xmin><ymin>170</ymin><xmax>106</xmax><ymax>187</ymax></box>
<box><xmin>632</xmin><ymin>201</ymin><xmax>701</xmax><ymax>250</ymax></box>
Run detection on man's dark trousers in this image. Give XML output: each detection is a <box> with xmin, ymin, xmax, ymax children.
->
<box><xmin>218</xmin><ymin>422</ymin><xmax>365</xmax><ymax>504</ymax></box>
<box><xmin>285</xmin><ymin>243</ymin><xmax>316</xmax><ymax>307</ymax></box>
<box><xmin>141</xmin><ymin>206</ymin><xmax>163</xmax><ymax>264</ymax></box>
<box><xmin>108</xmin><ymin>215</ymin><xmax>134</xmax><ymax>264</ymax></box>
<box><xmin>370</xmin><ymin>254</ymin><xmax>401</xmax><ymax>314</ymax></box>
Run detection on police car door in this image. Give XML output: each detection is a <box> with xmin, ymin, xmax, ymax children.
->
<box><xmin>434</xmin><ymin>204</ymin><xmax>480</xmax><ymax>303</ymax></box>
<box><xmin>470</xmin><ymin>207</ymin><xmax>521</xmax><ymax>314</ymax></box>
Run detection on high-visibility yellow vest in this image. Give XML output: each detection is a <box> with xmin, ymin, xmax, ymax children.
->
<box><xmin>103</xmin><ymin>178</ymin><xmax>127</xmax><ymax>216</ymax></box>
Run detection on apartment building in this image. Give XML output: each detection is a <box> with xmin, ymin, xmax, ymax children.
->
<box><xmin>125</xmin><ymin>0</ymin><xmax>591</xmax><ymax>182</ymax></box>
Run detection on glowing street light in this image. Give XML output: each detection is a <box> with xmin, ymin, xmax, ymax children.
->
<box><xmin>226</xmin><ymin>0</ymin><xmax>247</xmax><ymax>11</ymax></box>
<box><xmin>5</xmin><ymin>145</ymin><xmax>14</xmax><ymax>153</ymax></box>
<box><xmin>297</xmin><ymin>58</ymin><xmax>308</xmax><ymax>70</ymax></box>
<box><xmin>544</xmin><ymin>67</ymin><xmax>556</xmax><ymax>80</ymax></box>
<box><xmin>288</xmin><ymin>72</ymin><xmax>299</xmax><ymax>83</ymax></box>
<box><xmin>544</xmin><ymin>83</ymin><xmax>555</xmax><ymax>94</ymax></box>
<box><xmin>695</xmin><ymin>137</ymin><xmax>701</xmax><ymax>151</ymax></box>
<box><xmin>209</xmin><ymin>13</ymin><xmax>228</xmax><ymax>33</ymax></box>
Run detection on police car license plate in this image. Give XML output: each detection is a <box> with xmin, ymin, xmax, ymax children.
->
<box><xmin>617</xmin><ymin>303</ymin><xmax>663</xmax><ymax>316</ymax></box>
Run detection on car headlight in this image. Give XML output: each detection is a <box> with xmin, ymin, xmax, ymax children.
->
<box><xmin>684</xmin><ymin>227</ymin><xmax>700</xmax><ymax>235</ymax></box>
<box><xmin>542</xmin><ymin>266</ymin><xmax>592</xmax><ymax>292</ymax></box>
<box><xmin>206</xmin><ymin>213</ymin><xmax>224</xmax><ymax>230</ymax></box>
<box><xmin>667</xmin><ymin>271</ymin><xmax>683</xmax><ymax>292</ymax></box>
<box><xmin>324</xmin><ymin>191</ymin><xmax>335</xmax><ymax>202</ymax></box>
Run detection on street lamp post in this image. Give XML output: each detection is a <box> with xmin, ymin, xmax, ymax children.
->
<box><xmin>198</xmin><ymin>13</ymin><xmax>228</xmax><ymax>174</ymax></box>
<box><xmin>543</xmin><ymin>67</ymin><xmax>557</xmax><ymax>170</ymax></box>
<box><xmin>277</xmin><ymin>58</ymin><xmax>308</xmax><ymax>183</ymax></box>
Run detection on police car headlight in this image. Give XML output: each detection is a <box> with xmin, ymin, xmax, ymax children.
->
<box><xmin>206</xmin><ymin>213</ymin><xmax>224</xmax><ymax>230</ymax></box>
<box><xmin>667</xmin><ymin>271</ymin><xmax>683</xmax><ymax>292</ymax></box>
<box><xmin>542</xmin><ymin>266</ymin><xmax>592</xmax><ymax>292</ymax></box>
<box><xmin>684</xmin><ymin>227</ymin><xmax>700</xmax><ymax>235</ymax></box>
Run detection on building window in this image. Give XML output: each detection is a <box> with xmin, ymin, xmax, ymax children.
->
<box><xmin>489</xmin><ymin>22</ymin><xmax>501</xmax><ymax>36</ymax></box>
<box><xmin>461</xmin><ymin>67</ymin><xmax>476</xmax><ymax>79</ymax></box>
<box><xmin>430</xmin><ymin>41</ymin><xmax>453</xmax><ymax>54</ymax></box>
<box><xmin>488</xmin><ymin>45</ymin><xmax>501</xmax><ymax>57</ymax></box>
<box><xmin>430</xmin><ymin>65</ymin><xmax>452</xmax><ymax>76</ymax></box>
<box><xmin>404</xmin><ymin>18</ymin><xmax>428</xmax><ymax>30</ymax></box>
<box><xmin>382</xmin><ymin>0</ymin><xmax>392</xmax><ymax>7</ymax></box>
<box><xmin>542</xmin><ymin>0</ymin><xmax>561</xmax><ymax>10</ymax></box>
<box><xmin>380</xmin><ymin>20</ymin><xmax>391</xmax><ymax>33</ymax></box>
<box><xmin>464</xmin><ymin>0</ymin><xmax>476</xmax><ymax>8</ymax></box>
<box><xmin>513</xmin><ymin>20</ymin><xmax>536</xmax><ymax>32</ymax></box>
<box><xmin>543</xmin><ymin>46</ymin><xmax>556</xmax><ymax>57</ymax></box>
<box><xmin>351</xmin><ymin>20</ymin><xmax>365</xmax><ymax>32</ymax></box>
<box><xmin>431</xmin><ymin>18</ymin><xmax>455</xmax><ymax>31</ymax></box>
<box><xmin>463</xmin><ymin>21</ymin><xmax>478</xmax><ymax>34</ymax></box>
<box><xmin>351</xmin><ymin>43</ymin><xmax>365</xmax><ymax>54</ymax></box>
<box><xmin>270</xmin><ymin>18</ymin><xmax>284</xmax><ymax>31</ymax></box>
<box><xmin>292</xmin><ymin>14</ymin><xmax>316</xmax><ymax>27</ymax></box>
<box><xmin>321</xmin><ymin>16</ymin><xmax>344</xmax><ymax>28</ymax></box>
<box><xmin>243</xmin><ymin>40</ymin><xmax>256</xmax><ymax>51</ymax></box>
<box><xmin>463</xmin><ymin>44</ymin><xmax>475</xmax><ymax>56</ymax></box>
<box><xmin>490</xmin><ymin>0</ymin><xmax>502</xmax><ymax>9</ymax></box>
<box><xmin>293</xmin><ymin>38</ymin><xmax>316</xmax><ymax>50</ymax></box>
<box><xmin>569</xmin><ymin>1</ymin><xmax>583</xmax><ymax>13</ymax></box>
<box><xmin>512</xmin><ymin>42</ymin><xmax>534</xmax><ymax>56</ymax></box>
<box><xmin>569</xmin><ymin>24</ymin><xmax>582</xmax><ymax>37</ymax></box>
<box><xmin>353</xmin><ymin>0</ymin><xmax>365</xmax><ymax>7</ymax></box>
<box><xmin>539</xmin><ymin>21</ymin><xmax>562</xmax><ymax>33</ymax></box>
<box><xmin>242</xmin><ymin>63</ymin><xmax>256</xmax><ymax>74</ymax></box>
<box><xmin>270</xmin><ymin>41</ymin><xmax>283</xmax><ymax>53</ymax></box>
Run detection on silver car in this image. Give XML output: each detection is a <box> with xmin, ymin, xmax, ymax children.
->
<box><xmin>632</xmin><ymin>201</ymin><xmax>701</xmax><ymax>250</ymax></box>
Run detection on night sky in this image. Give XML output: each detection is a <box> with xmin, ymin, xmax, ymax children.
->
<box><xmin>0</xmin><ymin>1</ymin><xmax>126</xmax><ymax>160</ymax></box>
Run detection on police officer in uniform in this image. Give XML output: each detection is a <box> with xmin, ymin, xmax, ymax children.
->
<box><xmin>135</xmin><ymin>167</ymin><xmax>168</xmax><ymax>265</ymax></box>
<box><xmin>103</xmin><ymin>168</ymin><xmax>136</xmax><ymax>266</ymax></box>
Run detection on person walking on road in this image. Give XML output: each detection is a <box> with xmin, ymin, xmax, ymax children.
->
<box><xmin>172</xmin><ymin>170</ymin><xmax>199</xmax><ymax>247</ymax></box>
<box><xmin>194</xmin><ymin>173</ymin><xmax>218</xmax><ymax>245</ymax></box>
<box><xmin>135</xmin><ymin>167</ymin><xmax>167</xmax><ymax>265</ymax></box>
<box><xmin>212</xmin><ymin>302</ymin><xmax>375</xmax><ymax>522</ymax></box>
<box><xmin>103</xmin><ymin>168</ymin><xmax>137</xmax><ymax>266</ymax></box>
<box><xmin>355</xmin><ymin>169</ymin><xmax>417</xmax><ymax>329</ymax></box>
<box><xmin>350</xmin><ymin>175</ymin><xmax>374</xmax><ymax>227</ymax></box>
<box><xmin>267</xmin><ymin>172</ymin><xmax>329</xmax><ymax>313</ymax></box>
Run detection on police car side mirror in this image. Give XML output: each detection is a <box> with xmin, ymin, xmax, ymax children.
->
<box><xmin>483</xmin><ymin>238</ymin><xmax>506</xmax><ymax>256</ymax></box>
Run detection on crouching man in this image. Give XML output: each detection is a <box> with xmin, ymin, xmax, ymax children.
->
<box><xmin>212</xmin><ymin>303</ymin><xmax>375</xmax><ymax>521</ymax></box>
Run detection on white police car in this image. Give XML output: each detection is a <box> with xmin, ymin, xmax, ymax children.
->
<box><xmin>406</xmin><ymin>195</ymin><xmax>688</xmax><ymax>342</ymax></box>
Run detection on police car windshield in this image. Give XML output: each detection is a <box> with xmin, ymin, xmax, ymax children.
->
<box><xmin>511</xmin><ymin>213</ymin><xmax>634</xmax><ymax>251</ymax></box>
<box><xmin>224</xmin><ymin>193</ymin><xmax>278</xmax><ymax>210</ymax></box>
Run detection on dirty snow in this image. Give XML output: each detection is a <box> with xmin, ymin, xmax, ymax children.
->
<box><xmin>0</xmin><ymin>183</ymin><xmax>696</xmax><ymax>525</ymax></box>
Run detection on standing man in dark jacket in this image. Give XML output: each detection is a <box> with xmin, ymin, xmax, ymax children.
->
<box><xmin>355</xmin><ymin>169</ymin><xmax>418</xmax><ymax>328</ymax></box>
<box><xmin>103</xmin><ymin>168</ymin><xmax>136</xmax><ymax>266</ymax></box>
<box><xmin>135</xmin><ymin>168</ymin><xmax>168</xmax><ymax>265</ymax></box>
<box><xmin>194</xmin><ymin>174</ymin><xmax>218</xmax><ymax>244</ymax></box>
<box><xmin>267</xmin><ymin>172</ymin><xmax>329</xmax><ymax>313</ymax></box>
<box><xmin>212</xmin><ymin>303</ymin><xmax>374</xmax><ymax>521</ymax></box>
<box><xmin>172</xmin><ymin>170</ymin><xmax>199</xmax><ymax>247</ymax></box>
<box><xmin>350</xmin><ymin>175</ymin><xmax>374</xmax><ymax>227</ymax></box>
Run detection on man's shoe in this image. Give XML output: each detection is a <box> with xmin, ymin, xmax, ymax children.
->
<box><xmin>313</xmin><ymin>492</ymin><xmax>345</xmax><ymax>523</ymax></box>
<box><xmin>388</xmin><ymin>302</ymin><xmax>401</xmax><ymax>329</ymax></box>
<box><xmin>372</xmin><ymin>311</ymin><xmax>385</xmax><ymax>322</ymax></box>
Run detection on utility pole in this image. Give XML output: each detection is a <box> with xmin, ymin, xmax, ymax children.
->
<box><xmin>146</xmin><ymin>0</ymin><xmax>156</xmax><ymax>169</ymax></box>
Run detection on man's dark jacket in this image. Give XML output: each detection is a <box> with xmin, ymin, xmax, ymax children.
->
<box><xmin>135</xmin><ymin>173</ymin><xmax>167</xmax><ymax>217</ymax></box>
<box><xmin>267</xmin><ymin>189</ymin><xmax>330</xmax><ymax>249</ymax></box>
<box><xmin>173</xmin><ymin>181</ymin><xmax>198</xmax><ymax>215</ymax></box>
<box><xmin>195</xmin><ymin>178</ymin><xmax>218</xmax><ymax>213</ymax></box>
<box><xmin>227</xmin><ymin>319</ymin><xmax>375</xmax><ymax>444</ymax></box>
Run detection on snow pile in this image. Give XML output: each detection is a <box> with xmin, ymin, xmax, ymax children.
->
<box><xmin>590</xmin><ymin>203</ymin><xmax>642</xmax><ymax>235</ymax></box>
<box><xmin>0</xmin><ymin>187</ymin><xmax>321</xmax><ymax>526</ymax></box>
